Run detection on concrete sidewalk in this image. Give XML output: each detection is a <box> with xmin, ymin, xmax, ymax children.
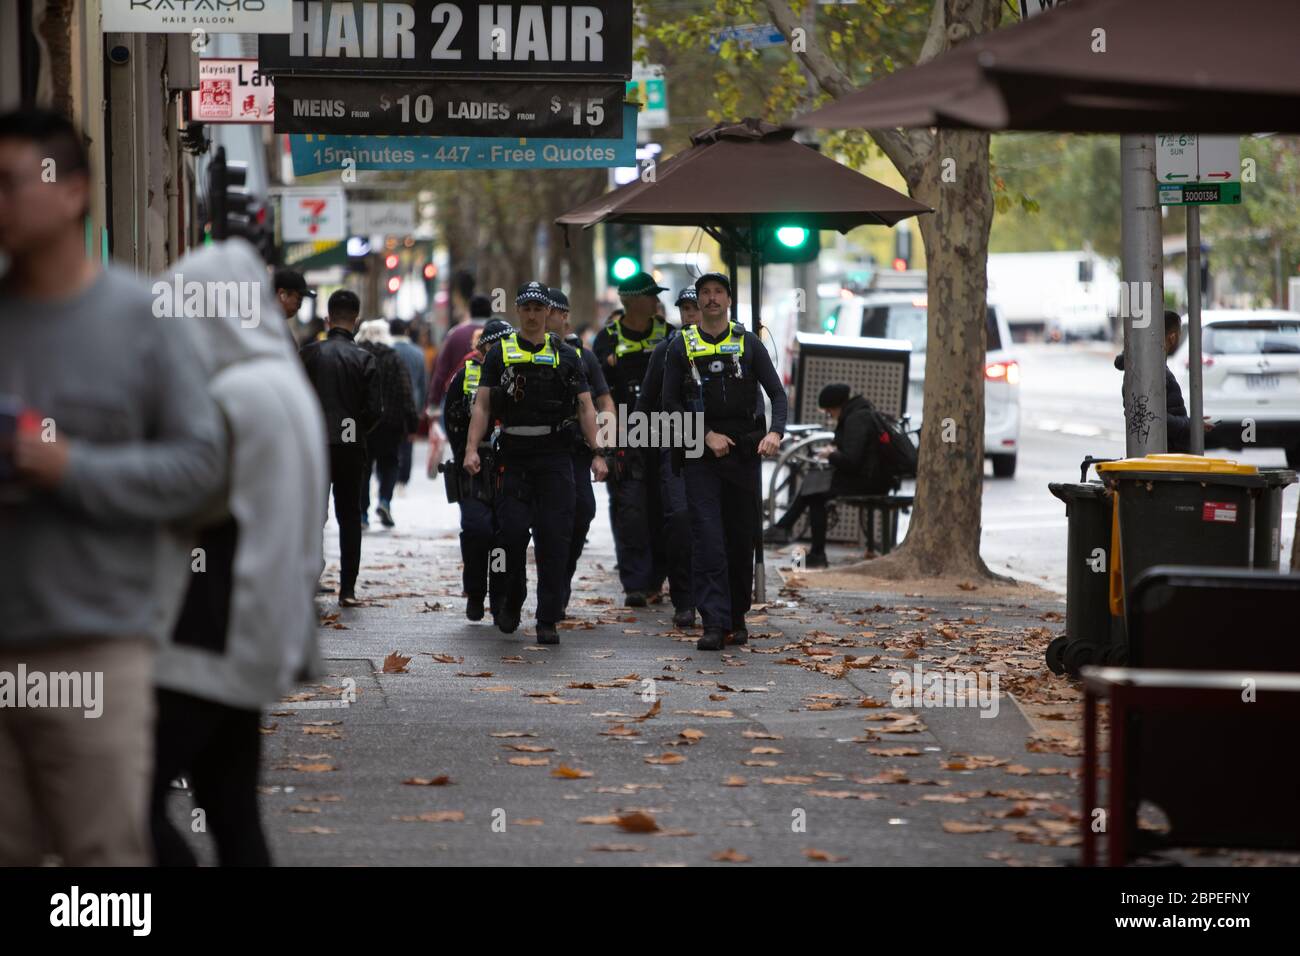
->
<box><xmin>204</xmin><ymin>452</ymin><xmax>1100</xmax><ymax>866</ymax></box>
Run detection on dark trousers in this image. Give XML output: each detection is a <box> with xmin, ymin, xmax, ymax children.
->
<box><xmin>607</xmin><ymin>448</ymin><xmax>658</xmax><ymax>594</ymax></box>
<box><xmin>660</xmin><ymin>448</ymin><xmax>694</xmax><ymax>611</ymax></box>
<box><xmin>493</xmin><ymin>451</ymin><xmax>576</xmax><ymax>626</ymax></box>
<box><xmin>361</xmin><ymin>442</ymin><xmax>400</xmax><ymax>515</ymax></box>
<box><xmin>459</xmin><ymin>495</ymin><xmax>494</xmax><ymax>602</ymax></box>
<box><xmin>684</xmin><ymin>458</ymin><xmax>760</xmax><ymax>631</ymax></box>
<box><xmin>151</xmin><ymin>689</ymin><xmax>268</xmax><ymax>867</ymax></box>
<box><xmin>327</xmin><ymin>443</ymin><xmax>367</xmax><ymax>596</ymax></box>
<box><xmin>775</xmin><ymin>491</ymin><xmax>831</xmax><ymax>554</ymax></box>
<box><xmin>397</xmin><ymin>439</ymin><xmax>413</xmax><ymax>485</ymax></box>
<box><xmin>564</xmin><ymin>448</ymin><xmax>597</xmax><ymax>614</ymax></box>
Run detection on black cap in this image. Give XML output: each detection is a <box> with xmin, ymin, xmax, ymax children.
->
<box><xmin>616</xmin><ymin>272</ymin><xmax>668</xmax><ymax>297</ymax></box>
<box><xmin>818</xmin><ymin>383</ymin><xmax>851</xmax><ymax>409</ymax></box>
<box><xmin>675</xmin><ymin>287</ymin><xmax>699</xmax><ymax>306</ymax></box>
<box><xmin>480</xmin><ymin>319</ymin><xmax>514</xmax><ymax>347</ymax></box>
<box><xmin>694</xmin><ymin>272</ymin><xmax>731</xmax><ymax>296</ymax></box>
<box><xmin>516</xmin><ymin>280</ymin><xmax>551</xmax><ymax>305</ymax></box>
<box><xmin>273</xmin><ymin>268</ymin><xmax>316</xmax><ymax>298</ymax></box>
<box><xmin>547</xmin><ymin>287</ymin><xmax>570</xmax><ymax>311</ymax></box>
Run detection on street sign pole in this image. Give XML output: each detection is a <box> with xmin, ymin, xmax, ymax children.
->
<box><xmin>1121</xmin><ymin>133</ymin><xmax>1168</xmax><ymax>458</ymax></box>
<box><xmin>1187</xmin><ymin>205</ymin><xmax>1205</xmax><ymax>454</ymax></box>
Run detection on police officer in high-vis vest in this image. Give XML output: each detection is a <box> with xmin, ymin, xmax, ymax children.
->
<box><xmin>547</xmin><ymin>287</ymin><xmax>615</xmax><ymax>618</ymax></box>
<box><xmin>662</xmin><ymin>273</ymin><xmax>787</xmax><ymax>651</ymax></box>
<box><xmin>443</xmin><ymin>319</ymin><xmax>514</xmax><ymax>622</ymax></box>
<box><xmin>592</xmin><ymin>271</ymin><xmax>670</xmax><ymax>607</ymax></box>
<box><xmin>464</xmin><ymin>282</ymin><xmax>608</xmax><ymax>644</ymax></box>
<box><xmin>634</xmin><ymin>287</ymin><xmax>701</xmax><ymax>628</ymax></box>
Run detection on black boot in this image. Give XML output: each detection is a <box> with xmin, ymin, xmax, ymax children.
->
<box><xmin>536</xmin><ymin>622</ymin><xmax>560</xmax><ymax>645</ymax></box>
<box><xmin>466</xmin><ymin>594</ymin><xmax>485</xmax><ymax>622</ymax></box>
<box><xmin>805</xmin><ymin>551</ymin><xmax>829</xmax><ymax>569</ymax></box>
<box><xmin>496</xmin><ymin>607</ymin><xmax>520</xmax><ymax>634</ymax></box>
<box><xmin>697</xmin><ymin>627</ymin><xmax>726</xmax><ymax>651</ymax></box>
<box><xmin>673</xmin><ymin>607</ymin><xmax>697</xmax><ymax>629</ymax></box>
<box><xmin>728</xmin><ymin>627</ymin><xmax>749</xmax><ymax>646</ymax></box>
<box><xmin>624</xmin><ymin>591</ymin><xmax>647</xmax><ymax>608</ymax></box>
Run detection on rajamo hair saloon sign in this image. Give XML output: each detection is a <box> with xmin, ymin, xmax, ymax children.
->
<box><xmin>103</xmin><ymin>0</ymin><xmax>294</xmax><ymax>33</ymax></box>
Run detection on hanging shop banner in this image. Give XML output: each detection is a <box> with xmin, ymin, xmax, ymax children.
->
<box><xmin>258</xmin><ymin>0</ymin><xmax>633</xmax><ymax>79</ymax></box>
<box><xmin>103</xmin><ymin>0</ymin><xmax>292</xmax><ymax>33</ymax></box>
<box><xmin>274</xmin><ymin>76</ymin><xmax>625</xmax><ymax>139</ymax></box>
<box><xmin>289</xmin><ymin>103</ymin><xmax>636</xmax><ymax>173</ymax></box>
<box><xmin>191</xmin><ymin>59</ymin><xmax>275</xmax><ymax>124</ymax></box>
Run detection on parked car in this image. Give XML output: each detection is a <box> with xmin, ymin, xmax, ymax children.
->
<box><xmin>1171</xmin><ymin>309</ymin><xmax>1300</xmax><ymax>468</ymax></box>
<box><xmin>820</xmin><ymin>292</ymin><xmax>1021</xmax><ymax>476</ymax></box>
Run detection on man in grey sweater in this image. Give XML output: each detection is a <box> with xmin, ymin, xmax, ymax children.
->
<box><xmin>0</xmin><ymin>109</ymin><xmax>225</xmax><ymax>865</ymax></box>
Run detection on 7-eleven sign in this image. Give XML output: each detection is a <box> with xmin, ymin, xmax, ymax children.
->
<box><xmin>282</xmin><ymin>188</ymin><xmax>346</xmax><ymax>241</ymax></box>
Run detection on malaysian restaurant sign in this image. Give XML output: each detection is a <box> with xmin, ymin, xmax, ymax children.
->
<box><xmin>258</xmin><ymin>0</ymin><xmax>634</xmax><ymax>79</ymax></box>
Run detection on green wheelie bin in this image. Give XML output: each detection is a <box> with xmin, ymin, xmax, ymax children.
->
<box><xmin>1096</xmin><ymin>454</ymin><xmax>1267</xmax><ymax>661</ymax></box>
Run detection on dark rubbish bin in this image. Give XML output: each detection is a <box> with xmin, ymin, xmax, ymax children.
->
<box><xmin>1097</xmin><ymin>455</ymin><xmax>1266</xmax><ymax>637</ymax></box>
<box><xmin>1046</xmin><ymin>481</ymin><xmax>1125</xmax><ymax>676</ymax></box>
<box><xmin>1255</xmin><ymin>468</ymin><xmax>1298</xmax><ymax>571</ymax></box>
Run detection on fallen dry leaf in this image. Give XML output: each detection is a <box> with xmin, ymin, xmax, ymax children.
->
<box><xmin>289</xmin><ymin>762</ymin><xmax>336</xmax><ymax>773</ymax></box>
<box><xmin>507</xmin><ymin>756</ymin><xmax>549</xmax><ymax>767</ymax></box>
<box><xmin>488</xmin><ymin>731</ymin><xmax>537</xmax><ymax>738</ymax></box>
<box><xmin>679</xmin><ymin>728</ymin><xmax>706</xmax><ymax>742</ymax></box>
<box><xmin>712</xmin><ymin>849</ymin><xmax>750</xmax><ymax>863</ymax></box>
<box><xmin>723</xmin><ymin>776</ymin><xmax>747</xmax><ymax>787</ymax></box>
<box><xmin>644</xmin><ymin>753</ymin><xmax>685</xmax><ymax>765</ymax></box>
<box><xmin>394</xmin><ymin>811</ymin><xmax>464</xmax><ymax>823</ymax></box>
<box><xmin>749</xmin><ymin>746</ymin><xmax>783</xmax><ymax>755</ymax></box>
<box><xmin>742</xmin><ymin>730</ymin><xmax>782</xmax><ymax>740</ymax></box>
<box><xmin>866</xmin><ymin>747</ymin><xmax>922</xmax><ymax>757</ymax></box>
<box><xmin>674</xmin><ymin>709</ymin><xmax>735</xmax><ymax>719</ymax></box>
<box><xmin>616</xmin><ymin>811</ymin><xmax>660</xmax><ymax>833</ymax></box>
<box><xmin>551</xmin><ymin>764</ymin><xmax>592</xmax><ymax>779</ymax></box>
<box><xmin>942</xmin><ymin>821</ymin><xmax>995</xmax><ymax>834</ymax></box>
<box><xmin>505</xmin><ymin>744</ymin><xmax>554</xmax><ymax>753</ymax></box>
<box><xmin>288</xmin><ymin>826</ymin><xmax>336</xmax><ymax>834</ymax></box>
<box><xmin>429</xmin><ymin>654</ymin><xmax>463</xmax><ymax>664</ymax></box>
<box><xmin>402</xmin><ymin>775</ymin><xmax>451</xmax><ymax>786</ymax></box>
<box><xmin>803</xmin><ymin>848</ymin><xmax>847</xmax><ymax>862</ymax></box>
<box><xmin>382</xmin><ymin>652</ymin><xmax>412</xmax><ymax>674</ymax></box>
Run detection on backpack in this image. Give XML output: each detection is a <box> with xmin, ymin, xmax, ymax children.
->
<box><xmin>866</xmin><ymin>402</ymin><xmax>918</xmax><ymax>483</ymax></box>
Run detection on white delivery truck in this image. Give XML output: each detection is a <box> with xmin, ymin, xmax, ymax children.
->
<box><xmin>986</xmin><ymin>250</ymin><xmax>1119</xmax><ymax>342</ymax></box>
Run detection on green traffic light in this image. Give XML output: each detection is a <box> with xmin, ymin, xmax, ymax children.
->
<box><xmin>611</xmin><ymin>256</ymin><xmax>640</xmax><ymax>280</ymax></box>
<box><xmin>775</xmin><ymin>225</ymin><xmax>809</xmax><ymax>248</ymax></box>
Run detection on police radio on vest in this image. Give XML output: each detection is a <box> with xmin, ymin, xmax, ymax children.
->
<box><xmin>289</xmin><ymin>3</ymin><xmax>609</xmax><ymax>64</ymax></box>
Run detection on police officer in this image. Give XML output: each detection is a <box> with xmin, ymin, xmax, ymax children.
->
<box><xmin>592</xmin><ymin>271</ymin><xmax>671</xmax><ymax>607</ymax></box>
<box><xmin>547</xmin><ymin>287</ymin><xmax>615</xmax><ymax>618</ymax></box>
<box><xmin>443</xmin><ymin>318</ymin><xmax>514</xmax><ymax>621</ymax></box>
<box><xmin>464</xmin><ymin>282</ymin><xmax>608</xmax><ymax>644</ymax></box>
<box><xmin>662</xmin><ymin>273</ymin><xmax>787</xmax><ymax>651</ymax></box>
<box><xmin>634</xmin><ymin>288</ymin><xmax>701</xmax><ymax>628</ymax></box>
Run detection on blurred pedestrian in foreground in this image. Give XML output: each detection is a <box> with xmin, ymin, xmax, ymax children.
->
<box><xmin>299</xmin><ymin>290</ymin><xmax>382</xmax><ymax>605</ymax></box>
<box><xmin>388</xmin><ymin>318</ymin><xmax>427</xmax><ymax>494</ymax></box>
<box><xmin>0</xmin><ymin>108</ymin><xmax>224</xmax><ymax>865</ymax></box>
<box><xmin>356</xmin><ymin>318</ymin><xmax>418</xmax><ymax>528</ymax></box>
<box><xmin>150</xmin><ymin>238</ymin><xmax>327</xmax><ymax>866</ymax></box>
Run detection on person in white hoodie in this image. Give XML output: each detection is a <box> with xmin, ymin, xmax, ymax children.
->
<box><xmin>149</xmin><ymin>239</ymin><xmax>328</xmax><ymax>866</ymax></box>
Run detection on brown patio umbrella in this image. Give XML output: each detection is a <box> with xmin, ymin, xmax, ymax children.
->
<box><xmin>558</xmin><ymin>118</ymin><xmax>929</xmax><ymax>234</ymax></box>
<box><xmin>789</xmin><ymin>0</ymin><xmax>1300</xmax><ymax>134</ymax></box>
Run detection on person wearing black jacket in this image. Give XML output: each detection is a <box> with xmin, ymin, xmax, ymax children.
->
<box><xmin>356</xmin><ymin>319</ymin><xmax>419</xmax><ymax>528</ymax></box>
<box><xmin>1112</xmin><ymin>310</ymin><xmax>1211</xmax><ymax>454</ymax></box>
<box><xmin>636</xmin><ymin>287</ymin><xmax>700</xmax><ymax>628</ymax></box>
<box><xmin>764</xmin><ymin>384</ymin><xmax>893</xmax><ymax>567</ymax></box>
<box><xmin>299</xmin><ymin>290</ymin><xmax>383</xmax><ymax>605</ymax></box>
<box><xmin>662</xmin><ymin>273</ymin><xmax>786</xmax><ymax>651</ymax></box>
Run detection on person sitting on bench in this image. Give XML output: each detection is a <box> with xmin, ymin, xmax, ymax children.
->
<box><xmin>764</xmin><ymin>383</ymin><xmax>895</xmax><ymax>566</ymax></box>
